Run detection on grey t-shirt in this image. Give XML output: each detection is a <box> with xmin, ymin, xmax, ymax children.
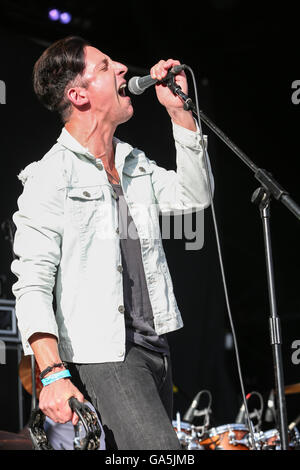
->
<box><xmin>111</xmin><ymin>183</ymin><xmax>169</xmax><ymax>356</ymax></box>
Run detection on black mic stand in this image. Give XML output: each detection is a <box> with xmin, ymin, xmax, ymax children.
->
<box><xmin>166</xmin><ymin>76</ymin><xmax>300</xmax><ymax>450</ymax></box>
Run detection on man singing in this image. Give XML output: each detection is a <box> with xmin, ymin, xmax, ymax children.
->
<box><xmin>12</xmin><ymin>36</ymin><xmax>213</xmax><ymax>450</ymax></box>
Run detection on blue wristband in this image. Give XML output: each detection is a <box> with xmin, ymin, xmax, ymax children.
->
<box><xmin>41</xmin><ymin>369</ymin><xmax>71</xmax><ymax>386</ymax></box>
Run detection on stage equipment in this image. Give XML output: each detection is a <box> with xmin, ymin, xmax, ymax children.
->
<box><xmin>160</xmin><ymin>67</ymin><xmax>300</xmax><ymax>450</ymax></box>
<box><xmin>285</xmin><ymin>383</ymin><xmax>300</xmax><ymax>395</ymax></box>
<box><xmin>0</xmin><ymin>299</ymin><xmax>24</xmax><ymax>432</ymax></box>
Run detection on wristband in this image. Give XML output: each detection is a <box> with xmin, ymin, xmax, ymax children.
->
<box><xmin>41</xmin><ymin>369</ymin><xmax>71</xmax><ymax>386</ymax></box>
<box><xmin>40</xmin><ymin>362</ymin><xmax>67</xmax><ymax>380</ymax></box>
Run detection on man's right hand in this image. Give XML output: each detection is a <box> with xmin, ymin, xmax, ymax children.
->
<box><xmin>28</xmin><ymin>333</ymin><xmax>85</xmax><ymax>425</ymax></box>
<box><xmin>38</xmin><ymin>378</ymin><xmax>84</xmax><ymax>425</ymax></box>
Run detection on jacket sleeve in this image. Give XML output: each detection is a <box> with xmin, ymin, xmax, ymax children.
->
<box><xmin>149</xmin><ymin>120</ymin><xmax>214</xmax><ymax>215</ymax></box>
<box><xmin>11</xmin><ymin>160</ymin><xmax>64</xmax><ymax>353</ymax></box>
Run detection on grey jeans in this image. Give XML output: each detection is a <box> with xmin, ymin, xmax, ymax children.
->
<box><xmin>68</xmin><ymin>343</ymin><xmax>181</xmax><ymax>450</ymax></box>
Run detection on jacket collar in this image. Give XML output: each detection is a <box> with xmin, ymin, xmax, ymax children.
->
<box><xmin>57</xmin><ymin>127</ymin><xmax>135</xmax><ymax>171</ymax></box>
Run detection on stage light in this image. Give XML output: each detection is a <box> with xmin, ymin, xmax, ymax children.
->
<box><xmin>60</xmin><ymin>12</ymin><xmax>72</xmax><ymax>24</ymax></box>
<box><xmin>48</xmin><ymin>9</ymin><xmax>60</xmax><ymax>21</ymax></box>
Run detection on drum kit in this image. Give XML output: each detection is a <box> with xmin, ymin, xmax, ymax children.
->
<box><xmin>172</xmin><ymin>388</ymin><xmax>300</xmax><ymax>451</ymax></box>
<box><xmin>18</xmin><ymin>355</ymin><xmax>300</xmax><ymax>451</ymax></box>
<box><xmin>172</xmin><ymin>420</ymin><xmax>300</xmax><ymax>451</ymax></box>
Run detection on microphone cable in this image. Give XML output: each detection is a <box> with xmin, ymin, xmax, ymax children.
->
<box><xmin>180</xmin><ymin>64</ymin><xmax>257</xmax><ymax>448</ymax></box>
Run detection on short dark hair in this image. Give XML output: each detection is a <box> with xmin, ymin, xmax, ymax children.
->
<box><xmin>33</xmin><ymin>36</ymin><xmax>90</xmax><ymax>122</ymax></box>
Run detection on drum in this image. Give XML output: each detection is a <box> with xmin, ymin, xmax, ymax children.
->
<box><xmin>260</xmin><ymin>427</ymin><xmax>300</xmax><ymax>450</ymax></box>
<box><xmin>260</xmin><ymin>429</ymin><xmax>281</xmax><ymax>450</ymax></box>
<box><xmin>199</xmin><ymin>424</ymin><xmax>251</xmax><ymax>450</ymax></box>
<box><xmin>172</xmin><ymin>420</ymin><xmax>204</xmax><ymax>450</ymax></box>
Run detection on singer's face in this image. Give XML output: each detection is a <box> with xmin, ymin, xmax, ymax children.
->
<box><xmin>82</xmin><ymin>46</ymin><xmax>133</xmax><ymax>125</ymax></box>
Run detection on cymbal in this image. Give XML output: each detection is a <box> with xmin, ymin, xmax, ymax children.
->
<box><xmin>18</xmin><ymin>355</ymin><xmax>42</xmax><ymax>399</ymax></box>
<box><xmin>284</xmin><ymin>383</ymin><xmax>300</xmax><ymax>395</ymax></box>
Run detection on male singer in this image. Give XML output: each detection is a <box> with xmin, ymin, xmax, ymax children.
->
<box><xmin>12</xmin><ymin>36</ymin><xmax>213</xmax><ymax>449</ymax></box>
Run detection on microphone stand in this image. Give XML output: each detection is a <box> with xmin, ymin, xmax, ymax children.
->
<box><xmin>166</xmin><ymin>77</ymin><xmax>300</xmax><ymax>450</ymax></box>
<box><xmin>31</xmin><ymin>355</ymin><xmax>37</xmax><ymax>411</ymax></box>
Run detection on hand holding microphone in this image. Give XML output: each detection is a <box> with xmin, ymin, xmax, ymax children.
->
<box><xmin>128</xmin><ymin>58</ymin><xmax>196</xmax><ymax>130</ymax></box>
<box><xmin>128</xmin><ymin>59</ymin><xmax>188</xmax><ymax>107</ymax></box>
<box><xmin>128</xmin><ymin>62</ymin><xmax>186</xmax><ymax>95</ymax></box>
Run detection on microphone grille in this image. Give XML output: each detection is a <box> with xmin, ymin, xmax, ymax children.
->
<box><xmin>128</xmin><ymin>76</ymin><xmax>143</xmax><ymax>95</ymax></box>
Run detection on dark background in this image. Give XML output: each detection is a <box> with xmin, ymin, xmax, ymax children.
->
<box><xmin>0</xmin><ymin>0</ymin><xmax>299</xmax><ymax>433</ymax></box>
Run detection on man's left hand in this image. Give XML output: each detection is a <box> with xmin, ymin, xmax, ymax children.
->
<box><xmin>150</xmin><ymin>59</ymin><xmax>196</xmax><ymax>131</ymax></box>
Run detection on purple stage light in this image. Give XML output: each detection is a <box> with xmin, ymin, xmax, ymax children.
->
<box><xmin>60</xmin><ymin>12</ymin><xmax>72</xmax><ymax>24</ymax></box>
<box><xmin>48</xmin><ymin>9</ymin><xmax>60</xmax><ymax>21</ymax></box>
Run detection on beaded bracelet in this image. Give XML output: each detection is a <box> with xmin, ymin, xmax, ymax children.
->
<box><xmin>39</xmin><ymin>362</ymin><xmax>67</xmax><ymax>380</ymax></box>
<box><xmin>41</xmin><ymin>369</ymin><xmax>71</xmax><ymax>387</ymax></box>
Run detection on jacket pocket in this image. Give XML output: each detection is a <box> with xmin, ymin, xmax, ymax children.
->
<box><xmin>122</xmin><ymin>161</ymin><xmax>153</xmax><ymax>178</ymax></box>
<box><xmin>67</xmin><ymin>185</ymin><xmax>104</xmax><ymax>231</ymax></box>
<box><xmin>122</xmin><ymin>161</ymin><xmax>155</xmax><ymax>206</ymax></box>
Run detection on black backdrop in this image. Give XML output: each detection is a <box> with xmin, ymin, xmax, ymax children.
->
<box><xmin>0</xmin><ymin>1</ymin><xmax>299</xmax><ymax>433</ymax></box>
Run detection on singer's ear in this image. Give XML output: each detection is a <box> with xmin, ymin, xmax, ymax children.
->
<box><xmin>66</xmin><ymin>87</ymin><xmax>89</xmax><ymax>108</ymax></box>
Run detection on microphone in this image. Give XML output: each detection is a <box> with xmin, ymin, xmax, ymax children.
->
<box><xmin>128</xmin><ymin>64</ymin><xmax>186</xmax><ymax>95</ymax></box>
<box><xmin>264</xmin><ymin>389</ymin><xmax>275</xmax><ymax>423</ymax></box>
<box><xmin>235</xmin><ymin>403</ymin><xmax>246</xmax><ymax>424</ymax></box>
<box><xmin>235</xmin><ymin>393</ymin><xmax>253</xmax><ymax>424</ymax></box>
<box><xmin>183</xmin><ymin>391</ymin><xmax>201</xmax><ymax>423</ymax></box>
<box><xmin>288</xmin><ymin>414</ymin><xmax>300</xmax><ymax>431</ymax></box>
<box><xmin>235</xmin><ymin>404</ymin><xmax>261</xmax><ymax>424</ymax></box>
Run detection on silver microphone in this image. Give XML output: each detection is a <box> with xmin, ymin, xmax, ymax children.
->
<box><xmin>128</xmin><ymin>64</ymin><xmax>186</xmax><ymax>95</ymax></box>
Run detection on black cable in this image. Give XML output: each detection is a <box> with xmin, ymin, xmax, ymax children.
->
<box><xmin>181</xmin><ymin>65</ymin><xmax>257</xmax><ymax>449</ymax></box>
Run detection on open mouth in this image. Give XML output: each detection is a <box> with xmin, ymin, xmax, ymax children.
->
<box><xmin>118</xmin><ymin>83</ymin><xmax>127</xmax><ymax>97</ymax></box>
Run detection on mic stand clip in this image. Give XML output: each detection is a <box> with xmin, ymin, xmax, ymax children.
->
<box><xmin>165</xmin><ymin>76</ymin><xmax>194</xmax><ymax>111</ymax></box>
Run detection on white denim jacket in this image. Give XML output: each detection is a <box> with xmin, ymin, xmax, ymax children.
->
<box><xmin>11</xmin><ymin>121</ymin><xmax>213</xmax><ymax>363</ymax></box>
